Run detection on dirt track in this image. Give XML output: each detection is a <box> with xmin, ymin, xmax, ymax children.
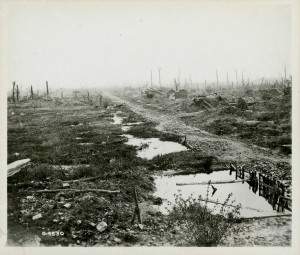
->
<box><xmin>104</xmin><ymin>92</ymin><xmax>290</xmax><ymax>166</ymax></box>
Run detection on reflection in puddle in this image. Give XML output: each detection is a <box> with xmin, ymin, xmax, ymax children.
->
<box><xmin>153</xmin><ymin>171</ymin><xmax>284</xmax><ymax>217</ymax></box>
<box><xmin>122</xmin><ymin>134</ymin><xmax>188</xmax><ymax>160</ymax></box>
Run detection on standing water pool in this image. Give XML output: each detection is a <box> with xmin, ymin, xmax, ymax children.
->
<box><xmin>153</xmin><ymin>171</ymin><xmax>286</xmax><ymax>218</ymax></box>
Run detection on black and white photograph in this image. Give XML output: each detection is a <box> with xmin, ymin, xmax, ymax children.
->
<box><xmin>0</xmin><ymin>0</ymin><xmax>299</xmax><ymax>254</ymax></box>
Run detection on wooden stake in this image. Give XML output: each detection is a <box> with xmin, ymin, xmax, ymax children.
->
<box><xmin>131</xmin><ymin>186</ymin><xmax>142</xmax><ymax>225</ymax></box>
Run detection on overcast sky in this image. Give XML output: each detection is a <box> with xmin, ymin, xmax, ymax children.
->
<box><xmin>4</xmin><ymin>1</ymin><xmax>292</xmax><ymax>89</ymax></box>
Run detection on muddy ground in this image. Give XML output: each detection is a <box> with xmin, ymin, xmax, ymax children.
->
<box><xmin>7</xmin><ymin>88</ymin><xmax>292</xmax><ymax>247</ymax></box>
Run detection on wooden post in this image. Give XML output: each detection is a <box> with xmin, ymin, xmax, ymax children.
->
<box><xmin>31</xmin><ymin>85</ymin><xmax>34</xmax><ymax>100</ymax></box>
<box><xmin>229</xmin><ymin>163</ymin><xmax>236</xmax><ymax>175</ymax></box>
<box><xmin>12</xmin><ymin>81</ymin><xmax>16</xmax><ymax>102</ymax></box>
<box><xmin>242</xmin><ymin>166</ymin><xmax>245</xmax><ymax>183</ymax></box>
<box><xmin>131</xmin><ymin>186</ymin><xmax>142</xmax><ymax>225</ymax></box>
<box><xmin>87</xmin><ymin>92</ymin><xmax>89</xmax><ymax>101</ymax></box>
<box><xmin>235</xmin><ymin>166</ymin><xmax>238</xmax><ymax>180</ymax></box>
<box><xmin>258</xmin><ymin>173</ymin><xmax>262</xmax><ymax>196</ymax></box>
<box><xmin>235</xmin><ymin>70</ymin><xmax>238</xmax><ymax>86</ymax></box>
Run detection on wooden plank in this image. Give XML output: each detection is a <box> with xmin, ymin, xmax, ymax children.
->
<box><xmin>7</xmin><ymin>159</ymin><xmax>31</xmax><ymax>177</ymax></box>
<box><xmin>241</xmin><ymin>214</ymin><xmax>292</xmax><ymax>220</ymax></box>
<box><xmin>176</xmin><ymin>179</ymin><xmax>250</xmax><ymax>186</ymax></box>
<box><xmin>34</xmin><ymin>189</ymin><xmax>120</xmax><ymax>194</ymax></box>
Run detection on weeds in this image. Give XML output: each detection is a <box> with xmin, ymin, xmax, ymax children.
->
<box><xmin>169</xmin><ymin>184</ymin><xmax>241</xmax><ymax>246</ymax></box>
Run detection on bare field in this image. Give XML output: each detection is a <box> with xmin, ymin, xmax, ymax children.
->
<box><xmin>7</xmin><ymin>84</ymin><xmax>292</xmax><ymax>246</ymax></box>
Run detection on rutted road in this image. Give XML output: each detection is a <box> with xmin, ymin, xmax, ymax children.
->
<box><xmin>104</xmin><ymin>92</ymin><xmax>290</xmax><ymax>166</ymax></box>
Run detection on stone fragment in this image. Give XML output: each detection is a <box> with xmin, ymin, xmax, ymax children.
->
<box><xmin>32</xmin><ymin>213</ymin><xmax>42</xmax><ymax>220</ymax></box>
<box><xmin>96</xmin><ymin>221</ymin><xmax>108</xmax><ymax>232</ymax></box>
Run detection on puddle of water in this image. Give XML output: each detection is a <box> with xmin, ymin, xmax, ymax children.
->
<box><xmin>111</xmin><ymin>113</ymin><xmax>127</xmax><ymax>125</ymax></box>
<box><xmin>70</xmin><ymin>123</ymin><xmax>83</xmax><ymax>127</ymax></box>
<box><xmin>122</xmin><ymin>134</ymin><xmax>188</xmax><ymax>160</ymax></box>
<box><xmin>121</xmin><ymin>122</ymin><xmax>145</xmax><ymax>132</ymax></box>
<box><xmin>124</xmin><ymin>122</ymin><xmax>145</xmax><ymax>126</ymax></box>
<box><xmin>121</xmin><ymin>126</ymin><xmax>131</xmax><ymax>132</ymax></box>
<box><xmin>153</xmin><ymin>171</ymin><xmax>284</xmax><ymax>217</ymax></box>
<box><xmin>111</xmin><ymin>114</ymin><xmax>123</xmax><ymax>125</ymax></box>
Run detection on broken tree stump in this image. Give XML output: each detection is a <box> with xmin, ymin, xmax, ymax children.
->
<box><xmin>131</xmin><ymin>186</ymin><xmax>142</xmax><ymax>225</ymax></box>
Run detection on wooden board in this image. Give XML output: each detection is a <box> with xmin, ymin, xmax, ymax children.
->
<box><xmin>7</xmin><ymin>159</ymin><xmax>30</xmax><ymax>177</ymax></box>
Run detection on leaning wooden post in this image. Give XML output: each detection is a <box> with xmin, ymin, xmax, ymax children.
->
<box><xmin>12</xmin><ymin>81</ymin><xmax>16</xmax><ymax>102</ymax></box>
<box><xmin>229</xmin><ymin>163</ymin><xmax>236</xmax><ymax>176</ymax></box>
<box><xmin>30</xmin><ymin>85</ymin><xmax>34</xmax><ymax>100</ymax></box>
<box><xmin>131</xmin><ymin>186</ymin><xmax>142</xmax><ymax>225</ymax></box>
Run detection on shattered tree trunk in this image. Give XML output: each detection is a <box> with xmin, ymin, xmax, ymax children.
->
<box><xmin>31</xmin><ymin>85</ymin><xmax>34</xmax><ymax>100</ymax></box>
<box><xmin>16</xmin><ymin>85</ymin><xmax>19</xmax><ymax>102</ymax></box>
<box><xmin>46</xmin><ymin>81</ymin><xmax>49</xmax><ymax>97</ymax></box>
<box><xmin>131</xmin><ymin>186</ymin><xmax>142</xmax><ymax>225</ymax></box>
<box><xmin>12</xmin><ymin>81</ymin><xmax>15</xmax><ymax>102</ymax></box>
